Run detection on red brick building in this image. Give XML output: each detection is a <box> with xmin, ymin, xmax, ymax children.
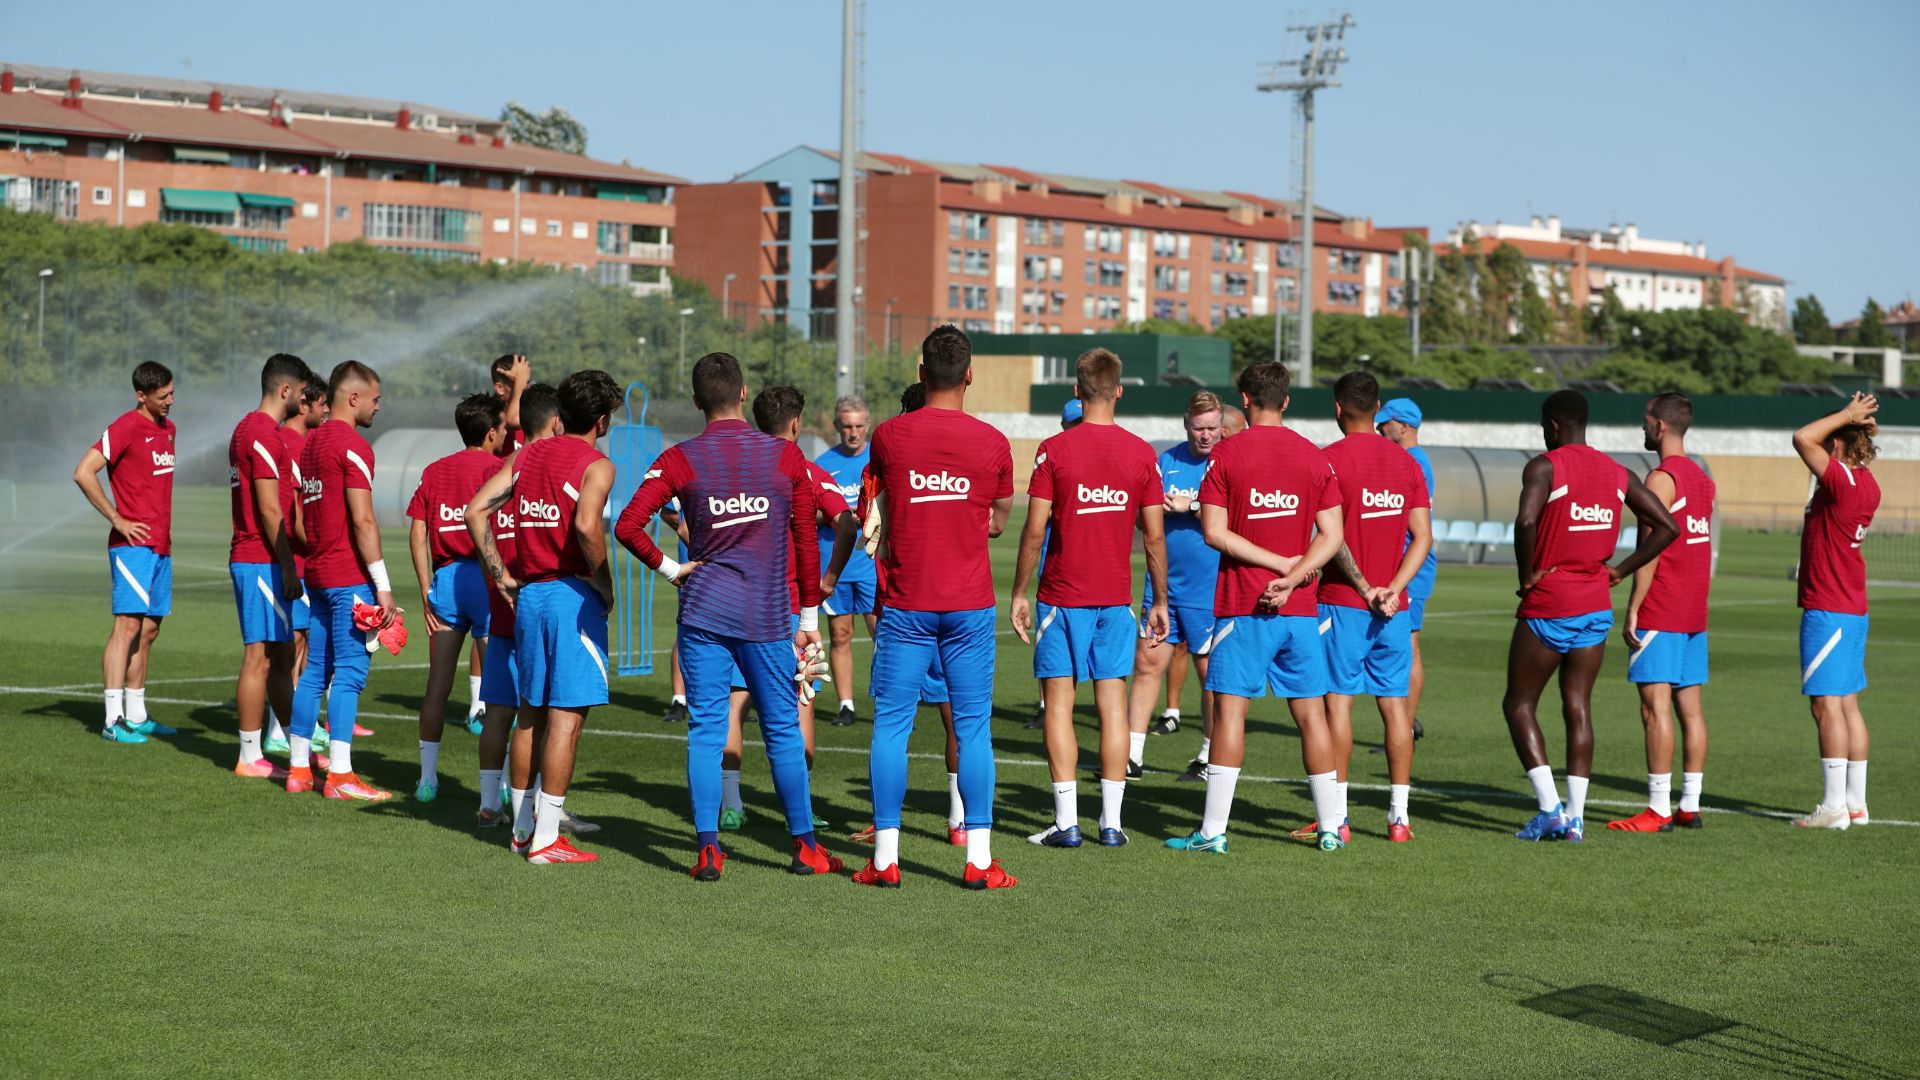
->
<box><xmin>674</xmin><ymin>146</ymin><xmax>1414</xmax><ymax>344</ymax></box>
<box><xmin>0</xmin><ymin>62</ymin><xmax>684</xmax><ymax>291</ymax></box>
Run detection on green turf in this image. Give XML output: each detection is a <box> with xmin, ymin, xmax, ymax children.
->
<box><xmin>2</xmin><ymin>484</ymin><xmax>1916</xmax><ymax>1079</ymax></box>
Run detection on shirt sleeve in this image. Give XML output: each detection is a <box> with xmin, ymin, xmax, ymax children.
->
<box><xmin>94</xmin><ymin>416</ymin><xmax>128</xmax><ymax>466</ymax></box>
<box><xmin>344</xmin><ymin>438</ymin><xmax>375</xmax><ymax>490</ymax></box>
<box><xmin>1408</xmin><ymin>456</ymin><xmax>1431</xmax><ymax>510</ymax></box>
<box><xmin>1027</xmin><ymin>438</ymin><xmax>1056</xmax><ymax>501</ymax></box>
<box><xmin>993</xmin><ymin>435</ymin><xmax>1014</xmax><ymax>500</ymax></box>
<box><xmin>783</xmin><ymin>443</ymin><xmax>823</xmax><ymax>607</ymax></box>
<box><xmin>812</xmin><ymin>465</ymin><xmax>851</xmax><ymax>520</ymax></box>
<box><xmin>1140</xmin><ymin>444</ymin><xmax>1165</xmax><ymax>505</ymax></box>
<box><xmin>1198</xmin><ymin>444</ymin><xmax>1230</xmax><ymax>508</ymax></box>
<box><xmin>615</xmin><ymin>448</ymin><xmax>685</xmax><ymax>570</ymax></box>
<box><xmin>1316</xmin><ymin>457</ymin><xmax>1343</xmax><ymax>512</ymax></box>
<box><xmin>406</xmin><ymin>475</ymin><xmax>428</xmax><ymax>521</ymax></box>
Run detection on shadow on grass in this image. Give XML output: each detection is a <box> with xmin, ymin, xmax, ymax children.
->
<box><xmin>1485</xmin><ymin>974</ymin><xmax>1911</xmax><ymax>1080</ymax></box>
<box><xmin>1586</xmin><ymin>771</ymin><xmax>1801</xmax><ymax>818</ymax></box>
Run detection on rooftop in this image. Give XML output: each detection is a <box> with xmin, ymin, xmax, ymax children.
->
<box><xmin>1441</xmin><ymin>235</ymin><xmax>1783</xmax><ymax>284</ymax></box>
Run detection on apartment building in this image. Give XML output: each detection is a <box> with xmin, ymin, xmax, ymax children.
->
<box><xmin>0</xmin><ymin>62</ymin><xmax>684</xmax><ymax>291</ymax></box>
<box><xmin>674</xmin><ymin>145</ymin><xmax>1413</xmax><ymax>342</ymax></box>
<box><xmin>1441</xmin><ymin>215</ymin><xmax>1787</xmax><ymax>333</ymax></box>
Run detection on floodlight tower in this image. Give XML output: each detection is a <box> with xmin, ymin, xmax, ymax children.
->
<box><xmin>834</xmin><ymin>0</ymin><xmax>866</xmax><ymax>399</ymax></box>
<box><xmin>1257</xmin><ymin>12</ymin><xmax>1354</xmax><ymax>390</ymax></box>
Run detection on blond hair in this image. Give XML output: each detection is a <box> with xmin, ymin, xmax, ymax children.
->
<box><xmin>1186</xmin><ymin>390</ymin><xmax>1223</xmax><ymax>418</ymax></box>
<box><xmin>1076</xmin><ymin>348</ymin><xmax>1123</xmax><ymax>402</ymax></box>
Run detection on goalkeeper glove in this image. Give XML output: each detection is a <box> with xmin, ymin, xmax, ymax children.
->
<box><xmin>795</xmin><ymin>641</ymin><xmax>833</xmax><ymax>706</ymax></box>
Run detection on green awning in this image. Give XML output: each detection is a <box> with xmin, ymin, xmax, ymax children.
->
<box><xmin>237</xmin><ymin>192</ymin><xmax>294</xmax><ymax>209</ymax></box>
<box><xmin>171</xmin><ymin>146</ymin><xmax>232</xmax><ymax>164</ymax></box>
<box><xmin>1</xmin><ymin>131</ymin><xmax>68</xmax><ymax>148</ymax></box>
<box><xmin>160</xmin><ymin>188</ymin><xmax>241</xmax><ymax>213</ymax></box>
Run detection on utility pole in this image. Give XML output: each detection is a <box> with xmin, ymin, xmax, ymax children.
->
<box><xmin>1257</xmin><ymin>12</ymin><xmax>1354</xmax><ymax>391</ymax></box>
<box><xmin>834</xmin><ymin>0</ymin><xmax>862</xmax><ymax>399</ymax></box>
<box><xmin>1407</xmin><ymin>246</ymin><xmax>1421</xmax><ymax>360</ymax></box>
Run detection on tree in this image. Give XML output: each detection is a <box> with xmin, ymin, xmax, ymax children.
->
<box><xmin>1854</xmin><ymin>299</ymin><xmax>1892</xmax><ymax>348</ymax></box>
<box><xmin>1582</xmin><ymin>352</ymin><xmax>1712</xmax><ymax>395</ymax></box>
<box><xmin>1584</xmin><ymin>286</ymin><xmax>1626</xmax><ymax>346</ymax></box>
<box><xmin>499</xmin><ymin>102</ymin><xmax>588</xmax><ymax>155</ymax></box>
<box><xmin>1790</xmin><ymin>294</ymin><xmax>1833</xmax><ymax>345</ymax></box>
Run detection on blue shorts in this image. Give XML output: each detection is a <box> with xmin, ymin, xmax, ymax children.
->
<box><xmin>230</xmin><ymin>562</ymin><xmax>294</xmax><ymax>644</ymax></box>
<box><xmin>1142</xmin><ymin>603</ymin><xmax>1218</xmax><ymax>655</ymax></box>
<box><xmin>291</xmin><ymin>587</ymin><xmax>311</xmax><ymax>632</ymax></box>
<box><xmin>1203</xmin><ymin>613</ymin><xmax>1328</xmax><ymax>699</ymax></box>
<box><xmin>109</xmin><ymin>547</ymin><xmax>171</xmax><ymax>618</ymax></box>
<box><xmin>1407</xmin><ymin>594</ymin><xmax>1429</xmax><ymax>633</ymax></box>
<box><xmin>1627</xmin><ymin>628</ymin><xmax>1708</xmax><ymax>688</ymax></box>
<box><xmin>515</xmin><ymin>578</ymin><xmax>610</xmax><ymax>709</ymax></box>
<box><xmin>479</xmin><ymin>631</ymin><xmax>519</xmax><ymax>707</ymax></box>
<box><xmin>1034</xmin><ymin>602</ymin><xmax>1133</xmax><ymax>681</ymax></box>
<box><xmin>1524</xmin><ymin>610</ymin><xmax>1613</xmax><ymax>654</ymax></box>
<box><xmin>427</xmin><ymin>559</ymin><xmax>491</xmax><ymax>637</ymax></box>
<box><xmin>822</xmin><ymin>579</ymin><xmax>875</xmax><ymax>617</ymax></box>
<box><xmin>1800</xmin><ymin>609</ymin><xmax>1868</xmax><ymax>698</ymax></box>
<box><xmin>729</xmin><ymin>613</ymin><xmax>810</xmax><ymax>692</ymax></box>
<box><xmin>1319</xmin><ymin>603</ymin><xmax>1413</xmax><ymax>698</ymax></box>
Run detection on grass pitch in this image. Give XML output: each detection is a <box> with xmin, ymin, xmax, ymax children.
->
<box><xmin>1</xmin><ymin>485</ymin><xmax>1915</xmax><ymax>1079</ymax></box>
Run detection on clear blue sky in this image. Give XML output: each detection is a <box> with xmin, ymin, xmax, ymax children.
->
<box><xmin>12</xmin><ymin>0</ymin><xmax>1916</xmax><ymax>318</ymax></box>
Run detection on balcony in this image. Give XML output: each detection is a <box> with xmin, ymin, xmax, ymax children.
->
<box><xmin>630</xmin><ymin>279</ymin><xmax>673</xmax><ymax>298</ymax></box>
<box><xmin>629</xmin><ymin>241</ymin><xmax>674</xmax><ymax>261</ymax></box>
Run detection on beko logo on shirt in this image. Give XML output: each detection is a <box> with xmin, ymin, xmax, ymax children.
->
<box><xmin>708</xmin><ymin>493</ymin><xmax>770</xmax><ymax>529</ymax></box>
<box><xmin>1360</xmin><ymin>488</ymin><xmax>1405</xmax><ymax>519</ymax></box>
<box><xmin>152</xmin><ymin>448</ymin><xmax>175</xmax><ymax>468</ymax></box>
<box><xmin>1247</xmin><ymin>489</ymin><xmax>1300</xmax><ymax>519</ymax></box>
<box><xmin>301</xmin><ymin>476</ymin><xmax>324</xmax><ymax>504</ymax></box>
<box><xmin>908</xmin><ymin>469</ymin><xmax>971</xmax><ymax>503</ymax></box>
<box><xmin>228</xmin><ymin>465</ymin><xmax>241</xmax><ymax>489</ymax></box>
<box><xmin>520</xmin><ymin>496</ymin><xmax>563</xmax><ymax>528</ymax></box>
<box><xmin>438</xmin><ymin>503</ymin><xmax>467</xmax><ymax>522</ymax></box>
<box><xmin>838</xmin><ymin>482</ymin><xmax>860</xmax><ymax>501</ymax></box>
<box><xmin>1076</xmin><ymin>484</ymin><xmax>1129</xmax><ymax>514</ymax></box>
<box><xmin>1566</xmin><ymin>502</ymin><xmax>1616</xmax><ymax>531</ymax></box>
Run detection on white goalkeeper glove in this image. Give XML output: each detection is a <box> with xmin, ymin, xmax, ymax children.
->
<box><xmin>860</xmin><ymin>493</ymin><xmax>886</xmax><ymax>558</ymax></box>
<box><xmin>795</xmin><ymin>641</ymin><xmax>833</xmax><ymax>706</ymax></box>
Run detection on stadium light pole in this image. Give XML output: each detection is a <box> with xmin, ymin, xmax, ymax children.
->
<box><xmin>37</xmin><ymin>268</ymin><xmax>53</xmax><ymax>350</ymax></box>
<box><xmin>678</xmin><ymin>306</ymin><xmax>695</xmax><ymax>388</ymax></box>
<box><xmin>834</xmin><ymin>0</ymin><xmax>860</xmax><ymax>400</ymax></box>
<box><xmin>1257</xmin><ymin>13</ymin><xmax>1354</xmax><ymax>391</ymax></box>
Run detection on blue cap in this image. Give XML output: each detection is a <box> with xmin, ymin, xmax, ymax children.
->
<box><xmin>1376</xmin><ymin>398</ymin><xmax>1422</xmax><ymax>429</ymax></box>
<box><xmin>1061</xmin><ymin>398</ymin><xmax>1084</xmax><ymax>424</ymax></box>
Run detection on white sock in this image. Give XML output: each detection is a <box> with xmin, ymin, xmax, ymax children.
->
<box><xmin>1127</xmin><ymin>731</ymin><xmax>1146</xmax><ymax>768</ymax></box>
<box><xmin>1648</xmin><ymin>772</ymin><xmax>1673</xmax><ymax>817</ymax></box>
<box><xmin>1566</xmin><ymin>775</ymin><xmax>1589</xmax><ymax>821</ymax></box>
<box><xmin>671</xmin><ymin>694</ymin><xmax>687</xmax><ymax>707</ymax></box>
<box><xmin>1162</xmin><ymin>707</ymin><xmax>1179</xmax><ymax>721</ymax></box>
<box><xmin>479</xmin><ymin>768</ymin><xmax>503</xmax><ymax>810</ymax></box>
<box><xmin>1052</xmin><ymin>780</ymin><xmax>1078</xmax><ymax>830</ymax></box>
<box><xmin>965</xmin><ymin>826</ymin><xmax>993</xmax><ymax>870</ymax></box>
<box><xmin>721</xmin><ymin>769</ymin><xmax>743</xmax><ymax>812</ymax></box>
<box><xmin>1526</xmin><ymin>765</ymin><xmax>1561</xmax><ymax>813</ymax></box>
<box><xmin>1200</xmin><ymin>764</ymin><xmax>1241</xmax><ymax>838</ymax></box>
<box><xmin>533</xmin><ymin>790</ymin><xmax>565</xmax><ymax>849</ymax></box>
<box><xmin>1679</xmin><ymin>772</ymin><xmax>1704</xmax><ymax>813</ymax></box>
<box><xmin>1388</xmin><ymin>783</ymin><xmax>1410</xmax><ymax>825</ymax></box>
<box><xmin>1099</xmin><ymin>778</ymin><xmax>1125</xmax><ymax>832</ymax></box>
<box><xmin>510</xmin><ymin>786</ymin><xmax>535</xmax><ymax>839</ymax></box>
<box><xmin>946</xmin><ymin>772</ymin><xmax>964</xmax><ymax>829</ymax></box>
<box><xmin>1820</xmin><ymin>757</ymin><xmax>1847</xmax><ymax>810</ymax></box>
<box><xmin>1336</xmin><ymin>780</ymin><xmax>1349</xmax><ymax>824</ymax></box>
<box><xmin>1197</xmin><ymin>737</ymin><xmax>1211</xmax><ymax>765</ymax></box>
<box><xmin>1846</xmin><ymin>760</ymin><xmax>1868</xmax><ymax>811</ymax></box>
<box><xmin>125</xmin><ymin>688</ymin><xmax>148</xmax><ymax>724</ymax></box>
<box><xmin>290</xmin><ymin>734</ymin><xmax>312</xmax><ymax>768</ymax></box>
<box><xmin>266</xmin><ymin>709</ymin><xmax>287</xmax><ymax>743</ymax></box>
<box><xmin>874</xmin><ymin>826</ymin><xmax>901</xmax><ymax>870</ymax></box>
<box><xmin>104</xmin><ymin>689</ymin><xmax>125</xmax><ymax>725</ymax></box>
<box><xmin>238</xmin><ymin>729</ymin><xmax>264</xmax><ymax>765</ymax></box>
<box><xmin>419</xmin><ymin>740</ymin><xmax>441</xmax><ymax>785</ymax></box>
<box><xmin>468</xmin><ymin>673</ymin><xmax>482</xmax><ymax>706</ymax></box>
<box><xmin>329</xmin><ymin>740</ymin><xmax>353</xmax><ymax>776</ymax></box>
<box><xmin>1306</xmin><ymin>771</ymin><xmax>1340</xmax><ymax>833</ymax></box>
<box><xmin>839</xmin><ymin>698</ymin><xmax>854</xmax><ymax>712</ymax></box>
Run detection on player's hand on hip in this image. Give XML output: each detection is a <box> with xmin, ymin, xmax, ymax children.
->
<box><xmin>669</xmin><ymin>561</ymin><xmax>701</xmax><ymax>589</ymax></box>
<box><xmin>1605</xmin><ymin>563</ymin><xmax>1626</xmax><ymax>587</ymax></box>
<box><xmin>115</xmin><ymin>516</ymin><xmax>150</xmax><ymax>545</ymax></box>
<box><xmin>1516</xmin><ymin>569</ymin><xmax>1546</xmax><ymax>599</ymax></box>
<box><xmin>1148</xmin><ymin>603</ymin><xmax>1170</xmax><ymax>645</ymax></box>
<box><xmin>1010</xmin><ymin>596</ymin><xmax>1033</xmax><ymax>644</ymax></box>
<box><xmin>819</xmin><ymin>572</ymin><xmax>839</xmax><ymax>596</ymax></box>
<box><xmin>424</xmin><ymin>607</ymin><xmax>452</xmax><ymax>637</ymax></box>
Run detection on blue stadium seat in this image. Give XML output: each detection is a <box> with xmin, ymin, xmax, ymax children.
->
<box><xmin>1472</xmin><ymin>521</ymin><xmax>1506</xmax><ymax>545</ymax></box>
<box><xmin>1444</xmin><ymin>520</ymin><xmax>1478</xmax><ymax>544</ymax></box>
<box><xmin>1502</xmin><ymin>521</ymin><xmax>1516</xmax><ymax>545</ymax></box>
<box><xmin>1430</xmin><ymin>517</ymin><xmax>1448</xmax><ymax>540</ymax></box>
<box><xmin>1616</xmin><ymin>528</ymin><xmax>1636</xmax><ymax>552</ymax></box>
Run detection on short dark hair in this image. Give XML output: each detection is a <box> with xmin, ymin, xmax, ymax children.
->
<box><xmin>557</xmin><ymin>369</ymin><xmax>622</xmax><ymax>434</ymax></box>
<box><xmin>1542</xmin><ymin>388</ymin><xmax>1589</xmax><ymax>428</ymax></box>
<box><xmin>691</xmin><ymin>352</ymin><xmax>744</xmax><ymax>413</ymax></box>
<box><xmin>455</xmin><ymin>392</ymin><xmax>505</xmax><ymax>447</ymax></box>
<box><xmin>752</xmin><ymin>385</ymin><xmax>807</xmax><ymax>435</ymax></box>
<box><xmin>132</xmin><ymin>361</ymin><xmax>173</xmax><ymax>394</ymax></box>
<box><xmin>899</xmin><ymin>382</ymin><xmax>927</xmax><ymax>414</ymax></box>
<box><xmin>301</xmin><ymin>374</ymin><xmax>328</xmax><ymax>407</ymax></box>
<box><xmin>1333</xmin><ymin>370</ymin><xmax>1380</xmax><ymax>416</ymax></box>
<box><xmin>261</xmin><ymin>353</ymin><xmax>310</xmax><ymax>395</ymax></box>
<box><xmin>520</xmin><ymin>382</ymin><xmax>561</xmax><ymax>436</ymax></box>
<box><xmin>1237</xmin><ymin>360</ymin><xmax>1291</xmax><ymax>411</ymax></box>
<box><xmin>490</xmin><ymin>354</ymin><xmax>521</xmax><ymax>387</ymax></box>
<box><xmin>328</xmin><ymin>360</ymin><xmax>380</xmax><ymax>401</ymax></box>
<box><xmin>1076</xmin><ymin>348</ymin><xmax>1123</xmax><ymax>403</ymax></box>
<box><xmin>1648</xmin><ymin>392</ymin><xmax>1692</xmax><ymax>434</ymax></box>
<box><xmin>921</xmin><ymin>324</ymin><xmax>972</xmax><ymax>390</ymax></box>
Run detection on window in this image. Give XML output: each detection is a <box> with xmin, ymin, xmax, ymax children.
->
<box><xmin>1327</xmin><ymin>281</ymin><xmax>1362</xmax><ymax>304</ymax></box>
<box><xmin>521</xmin><ymin>217</ymin><xmax>536</xmax><ymax>235</ymax></box>
<box><xmin>1224</xmin><ymin>304</ymin><xmax>1249</xmax><ymax>320</ymax></box>
<box><xmin>1023</xmin><ymin>254</ymin><xmax>1050</xmax><ymax>282</ymax></box>
<box><xmin>546</xmin><ymin>220</ymin><xmax>562</xmax><ymax>237</ymax></box>
<box><xmin>596</xmin><ymin>262</ymin><xmax>633</xmax><ymax>287</ymax></box>
<box><xmin>596</xmin><ymin>222</ymin><xmax>627</xmax><ymax>255</ymax></box>
<box><xmin>1224</xmin><ymin>271</ymin><xmax>1249</xmax><ymax>297</ymax></box>
<box><xmin>949</xmin><ymin>211</ymin><xmax>989</xmax><ymax>241</ymax></box>
<box><xmin>1210</xmin><ymin>271</ymin><xmax>1223</xmax><ymax>295</ymax></box>
<box><xmin>1152</xmin><ymin>231</ymin><xmax>1180</xmax><ymax>257</ymax></box>
<box><xmin>1327</xmin><ymin>250</ymin><xmax>1362</xmax><ymax>274</ymax></box>
<box><xmin>571</xmin><ymin>221</ymin><xmax>589</xmax><ymax>240</ymax></box>
<box><xmin>240</xmin><ymin>205</ymin><xmax>290</xmax><ymax>232</ymax></box>
<box><xmin>1387</xmin><ymin>286</ymin><xmax>1405</xmax><ymax>308</ymax></box>
<box><xmin>949</xmin><ymin>248</ymin><xmax>963</xmax><ymax>274</ymax></box>
<box><xmin>1022</xmin><ymin>288</ymin><xmax>1048</xmax><ymax>315</ymax></box>
<box><xmin>964</xmin><ymin>249</ymin><xmax>992</xmax><ymax>275</ymax></box>
<box><xmin>1275</xmin><ymin>243</ymin><xmax>1299</xmax><ymax>268</ymax></box>
<box><xmin>1084</xmin><ymin>225</ymin><xmax>1123</xmax><ymax>253</ymax></box>
<box><xmin>4</xmin><ymin>178</ymin><xmax>80</xmax><ymax>219</ymax></box>
<box><xmin>1212</xmin><ymin>237</ymin><xmax>1248</xmax><ymax>264</ymax></box>
<box><xmin>1023</xmin><ymin>217</ymin><xmax>1062</xmax><ymax>246</ymax></box>
<box><xmin>380</xmin><ymin>246</ymin><xmax>482</xmax><ymax>264</ymax></box>
<box><xmin>1093</xmin><ymin>295</ymin><xmax>1123</xmax><ymax>320</ymax></box>
<box><xmin>228</xmin><ymin>236</ymin><xmax>288</xmax><ymax>253</ymax></box>
<box><xmin>1049</xmin><ymin>291</ymin><xmax>1067</xmax><ymax>315</ymax></box>
<box><xmin>958</xmin><ymin>284</ymin><xmax>989</xmax><ymax>311</ymax></box>
<box><xmin>91</xmin><ymin>186</ymin><xmax>112</xmax><ymax>206</ymax></box>
<box><xmin>127</xmin><ymin>189</ymin><xmax>147</xmax><ymax>208</ymax></box>
<box><xmin>1095</xmin><ymin>260</ymin><xmax>1125</xmax><ymax>286</ymax></box>
<box><xmin>1049</xmin><ymin>256</ymin><xmax>1063</xmax><ymax>281</ymax></box>
<box><xmin>336</xmin><ymin>205</ymin><xmax>351</xmax><ymax>219</ymax></box>
<box><xmin>302</xmin><ymin>202</ymin><xmax>320</xmax><ymax>218</ymax></box>
<box><xmin>161</xmin><ymin>206</ymin><xmax>235</xmax><ymax>228</ymax></box>
<box><xmin>812</xmin><ymin>181</ymin><xmax>838</xmax><ymax>206</ymax></box>
<box><xmin>1154</xmin><ymin>297</ymin><xmax>1175</xmax><ymax>319</ymax></box>
<box><xmin>1210</xmin><ymin>304</ymin><xmax>1223</xmax><ymax>328</ymax></box>
<box><xmin>1276</xmin><ymin>277</ymin><xmax>1297</xmax><ymax>303</ymax></box>
<box><xmin>493</xmin><ymin>217</ymin><xmax>510</xmax><ymax>234</ymax></box>
<box><xmin>539</xmin><ymin>180</ymin><xmax>555</xmax><ymax>195</ymax></box>
<box><xmin>362</xmin><ymin>203</ymin><xmax>483</xmax><ymax>245</ymax></box>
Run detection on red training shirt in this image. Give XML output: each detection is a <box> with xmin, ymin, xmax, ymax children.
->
<box><xmin>228</xmin><ymin>410</ymin><xmax>294</xmax><ymax>565</ymax></box>
<box><xmin>1319</xmin><ymin>432</ymin><xmax>1431</xmax><ymax>611</ymax></box>
<box><xmin>789</xmin><ymin>459</ymin><xmax>852</xmax><ymax>613</ymax></box>
<box><xmin>406</xmin><ymin>448</ymin><xmax>504</xmax><ymax>568</ymax></box>
<box><xmin>1029</xmin><ymin>422</ymin><xmax>1163</xmax><ymax>608</ymax></box>
<box><xmin>866</xmin><ymin>407</ymin><xmax>1014</xmax><ymax>613</ymax></box>
<box><xmin>1637</xmin><ymin>455</ymin><xmax>1716</xmax><ymax>633</ymax></box>
<box><xmin>1798</xmin><ymin>457</ymin><xmax>1880</xmax><ymax>616</ymax></box>
<box><xmin>1198</xmin><ymin>424</ymin><xmax>1342</xmax><ymax>618</ymax></box>
<box><xmin>92</xmin><ymin>409</ymin><xmax>176</xmax><ymax>555</ymax></box>
<box><xmin>513</xmin><ymin>435</ymin><xmax>606</xmax><ymax>583</ymax></box>
<box><xmin>1517</xmin><ymin>444</ymin><xmax>1629</xmax><ymax>620</ymax></box>
<box><xmin>299</xmin><ymin>419</ymin><xmax>378</xmax><ymax>590</ymax></box>
<box><xmin>279</xmin><ymin>426</ymin><xmax>310</xmax><ymax>577</ymax></box>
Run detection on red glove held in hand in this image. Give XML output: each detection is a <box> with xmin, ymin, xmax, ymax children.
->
<box><xmin>352</xmin><ymin>602</ymin><xmax>409</xmax><ymax>656</ymax></box>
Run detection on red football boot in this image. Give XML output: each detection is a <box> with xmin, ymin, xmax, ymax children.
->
<box><xmin>850</xmin><ymin>860</ymin><xmax>901</xmax><ymax>888</ymax></box>
<box><xmin>1606</xmin><ymin>808</ymin><xmax>1675</xmax><ymax>833</ymax></box>
<box><xmin>690</xmin><ymin>843</ymin><xmax>726</xmax><ymax>882</ymax></box>
<box><xmin>1672</xmin><ymin>809</ymin><xmax>1704</xmax><ymax>829</ymax></box>
<box><xmin>527</xmin><ymin>836</ymin><xmax>598</xmax><ymax>865</ymax></box>
<box><xmin>961</xmin><ymin>859</ymin><xmax>1018</xmax><ymax>890</ymax></box>
<box><xmin>790</xmin><ymin>839</ymin><xmax>845</xmax><ymax>876</ymax></box>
